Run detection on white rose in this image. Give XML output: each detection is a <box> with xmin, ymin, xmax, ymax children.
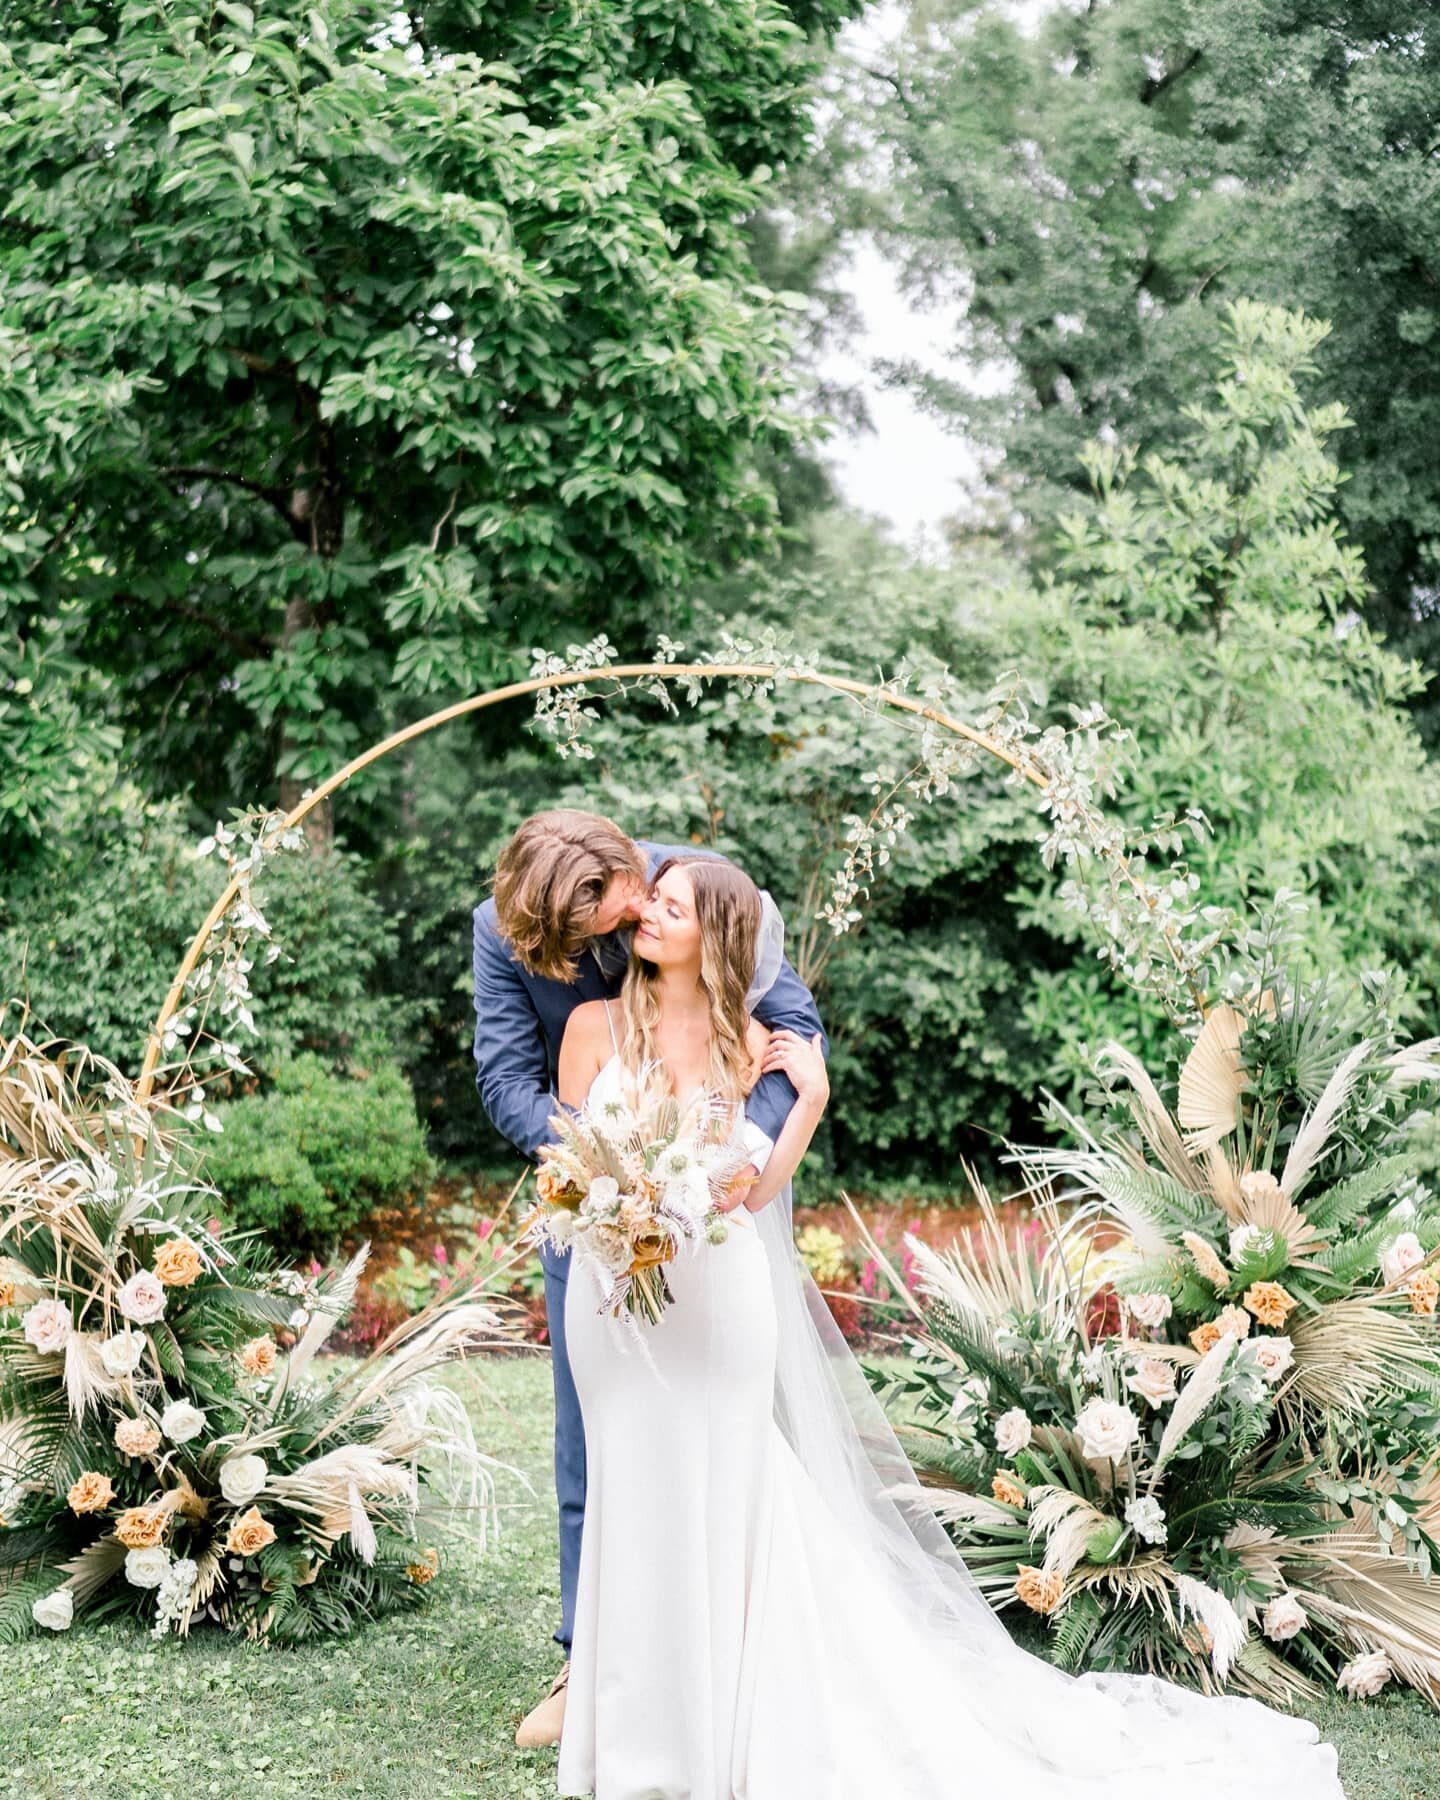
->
<box><xmin>1262</xmin><ymin>1593</ymin><xmax>1307</xmax><ymax>1642</ymax></box>
<box><xmin>1124</xmin><ymin>1496</ymin><xmax>1168</xmax><ymax>1546</ymax></box>
<box><xmin>1228</xmin><ymin>1222</ymin><xmax>1259</xmax><ymax>1264</ymax></box>
<box><xmin>1126</xmin><ymin>1357</ymin><xmax>1179</xmax><ymax>1407</ymax></box>
<box><xmin>1124</xmin><ymin>1293</ymin><xmax>1173</xmax><ymax>1331</ymax></box>
<box><xmin>161</xmin><ymin>1399</ymin><xmax>207</xmax><ymax>1443</ymax></box>
<box><xmin>1380</xmin><ymin>1232</ymin><xmax>1426</xmax><ymax>1288</ymax></box>
<box><xmin>288</xmin><ymin>1307</ymin><xmax>310</xmax><ymax>1330</ymax></box>
<box><xmin>22</xmin><ymin>1297</ymin><xmax>72</xmax><ymax>1355</ymax></box>
<box><xmin>117</xmin><ymin>1270</ymin><xmax>168</xmax><ymax>1325</ymax></box>
<box><xmin>100</xmin><ymin>1328</ymin><xmax>146</xmax><ymax>1377</ymax></box>
<box><xmin>31</xmin><ymin>1588</ymin><xmax>74</xmax><ymax>1631</ymax></box>
<box><xmin>124</xmin><ymin>1546</ymin><xmax>171</xmax><ymax>1589</ymax></box>
<box><xmin>994</xmin><ymin>1407</ymin><xmax>1033</xmax><ymax>1456</ymax></box>
<box><xmin>1337</xmin><ymin>1650</ymin><xmax>1392</xmax><ymax>1699</ymax></box>
<box><xmin>218</xmin><ymin>1453</ymin><xmax>268</xmax><ymax>1506</ymax></box>
<box><xmin>1248</xmin><ymin>1335</ymin><xmax>1294</xmax><ymax>1386</ymax></box>
<box><xmin>1075</xmin><ymin>1397</ymin><xmax>1141</xmax><ymax>1462</ymax></box>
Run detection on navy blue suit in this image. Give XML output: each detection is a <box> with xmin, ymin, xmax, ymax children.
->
<box><xmin>470</xmin><ymin>839</ymin><xmax>826</xmax><ymax>1653</ymax></box>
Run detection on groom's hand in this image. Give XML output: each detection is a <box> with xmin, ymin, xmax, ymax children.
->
<box><xmin>716</xmin><ymin>1164</ymin><xmax>759</xmax><ymax>1214</ymax></box>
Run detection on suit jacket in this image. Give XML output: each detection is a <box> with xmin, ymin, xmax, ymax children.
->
<box><xmin>471</xmin><ymin>839</ymin><xmax>827</xmax><ymax>1160</ymax></box>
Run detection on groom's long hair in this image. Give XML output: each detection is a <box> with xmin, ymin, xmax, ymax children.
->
<box><xmin>619</xmin><ymin>855</ymin><xmax>760</xmax><ymax>1104</ymax></box>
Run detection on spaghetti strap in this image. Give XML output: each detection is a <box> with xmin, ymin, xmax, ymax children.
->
<box><xmin>600</xmin><ymin>997</ymin><xmax>620</xmax><ymax>1056</ymax></box>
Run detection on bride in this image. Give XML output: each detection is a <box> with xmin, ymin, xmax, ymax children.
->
<box><xmin>551</xmin><ymin>854</ymin><xmax>1345</xmax><ymax>1800</ymax></box>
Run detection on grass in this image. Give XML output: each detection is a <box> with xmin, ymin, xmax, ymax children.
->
<box><xmin>7</xmin><ymin>1350</ymin><xmax>1436</xmax><ymax>1799</ymax></box>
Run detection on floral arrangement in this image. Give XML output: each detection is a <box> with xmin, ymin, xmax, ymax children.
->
<box><xmin>867</xmin><ymin>919</ymin><xmax>1440</xmax><ymax>1707</ymax></box>
<box><xmin>0</xmin><ymin>1013</ymin><xmax>521</xmax><ymax>1643</ymax></box>
<box><xmin>525</xmin><ymin>1060</ymin><xmax>753</xmax><ymax>1327</ymax></box>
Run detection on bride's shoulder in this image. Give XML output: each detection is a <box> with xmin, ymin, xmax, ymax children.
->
<box><xmin>563</xmin><ymin>1000</ymin><xmax>612</xmax><ymax>1048</ymax></box>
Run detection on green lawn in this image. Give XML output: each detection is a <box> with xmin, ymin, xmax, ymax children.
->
<box><xmin>8</xmin><ymin>1352</ymin><xmax>1434</xmax><ymax>1799</ymax></box>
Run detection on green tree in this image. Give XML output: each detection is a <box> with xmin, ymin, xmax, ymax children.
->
<box><xmin>835</xmin><ymin>0</ymin><xmax>1440</xmax><ymax>722</ymax></box>
<box><xmin>0</xmin><ymin>0</ymin><xmax>858</xmax><ymax>856</ymax></box>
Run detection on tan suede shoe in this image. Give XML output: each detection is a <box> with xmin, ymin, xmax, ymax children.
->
<box><xmin>515</xmin><ymin>1661</ymin><xmax>570</xmax><ymax>1749</ymax></box>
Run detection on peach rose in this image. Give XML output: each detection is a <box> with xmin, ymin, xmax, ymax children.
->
<box><xmin>1189</xmin><ymin>1321</ymin><xmax>1223</xmax><ymax>1356</ymax></box>
<box><xmin>115</xmin><ymin>1503</ymin><xmax>168</xmax><ymax>1549</ymax></box>
<box><xmin>405</xmin><ymin>1546</ymin><xmax>440</xmax><ymax>1585</ymax></box>
<box><xmin>991</xmin><ymin>1471</ymin><xmax>1027</xmax><ymax>1508</ymax></box>
<box><xmin>1406</xmin><ymin>1271</ymin><xmax>1438</xmax><ymax>1316</ymax></box>
<box><xmin>240</xmin><ymin>1336</ymin><xmax>278</xmax><ymax>1377</ymax></box>
<box><xmin>1015</xmin><ymin>1565</ymin><xmax>1064</xmax><ymax>1615</ymax></box>
<box><xmin>1214</xmin><ymin>1304</ymin><xmax>1251</xmax><ymax>1340</ymax></box>
<box><xmin>1243</xmin><ymin>1281</ymin><xmax>1297</xmax><ymax>1329</ymax></box>
<box><xmin>67</xmin><ymin>1471</ymin><xmax>115</xmax><ymax>1515</ymax></box>
<box><xmin>224</xmin><ymin>1505</ymin><xmax>277</xmax><ymax>1557</ymax></box>
<box><xmin>152</xmin><ymin>1237</ymin><xmax>204</xmax><ymax>1287</ymax></box>
<box><xmin>114</xmin><ymin>1416</ymin><xmax>161</xmax><ymax>1458</ymax></box>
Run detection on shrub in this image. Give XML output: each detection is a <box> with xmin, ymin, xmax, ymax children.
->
<box><xmin>200</xmin><ymin>1056</ymin><xmax>436</xmax><ymax>1257</ymax></box>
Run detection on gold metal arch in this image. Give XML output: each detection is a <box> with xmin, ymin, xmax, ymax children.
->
<box><xmin>135</xmin><ymin>660</ymin><xmax>1050</xmax><ymax>1105</ymax></box>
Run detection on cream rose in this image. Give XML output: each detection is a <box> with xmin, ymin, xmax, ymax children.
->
<box><xmin>1124</xmin><ymin>1292</ymin><xmax>1173</xmax><ymax>1331</ymax></box>
<box><xmin>124</xmin><ymin>1545</ymin><xmax>171</xmax><ymax>1589</ymax></box>
<box><xmin>218</xmin><ymin>1453</ymin><xmax>269</xmax><ymax>1506</ymax></box>
<box><xmin>1337</xmin><ymin>1650</ymin><xmax>1392</xmax><ymax>1699</ymax></box>
<box><xmin>1075</xmin><ymin>1397</ymin><xmax>1141</xmax><ymax>1462</ymax></box>
<box><xmin>1238</xmin><ymin>1170</ymin><xmax>1284</xmax><ymax>1206</ymax></box>
<box><xmin>117</xmin><ymin>1270</ymin><xmax>167</xmax><ymax>1325</ymax></box>
<box><xmin>1249</xmin><ymin>1336</ymin><xmax>1295</xmax><ymax>1385</ymax></box>
<box><xmin>1262</xmin><ymin>1593</ymin><xmax>1307</xmax><ymax>1642</ymax></box>
<box><xmin>152</xmin><ymin>1236</ymin><xmax>204</xmax><ymax>1287</ymax></box>
<box><xmin>586</xmin><ymin>1176</ymin><xmax>621</xmax><ymax>1214</ymax></box>
<box><xmin>1380</xmin><ymin>1231</ymin><xmax>1425</xmax><ymax>1288</ymax></box>
<box><xmin>994</xmin><ymin>1407</ymin><xmax>1033</xmax><ymax>1456</ymax></box>
<box><xmin>114</xmin><ymin>1415</ymin><xmax>162</xmax><ymax>1457</ymax></box>
<box><xmin>22</xmin><ymin>1297</ymin><xmax>72</xmax><ymax>1355</ymax></box>
<box><xmin>161</xmin><ymin>1399</ymin><xmax>206</xmax><ymax>1443</ymax></box>
<box><xmin>1126</xmin><ymin>1357</ymin><xmax>1178</xmax><ymax>1407</ymax></box>
<box><xmin>100</xmin><ymin>1328</ymin><xmax>146</xmax><ymax>1376</ymax></box>
<box><xmin>31</xmin><ymin>1588</ymin><xmax>74</xmax><ymax>1631</ymax></box>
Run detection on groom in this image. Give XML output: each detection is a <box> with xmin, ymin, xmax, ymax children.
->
<box><xmin>471</xmin><ymin>808</ymin><xmax>827</xmax><ymax>1747</ymax></box>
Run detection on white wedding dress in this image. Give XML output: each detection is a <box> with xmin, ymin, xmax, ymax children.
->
<box><xmin>555</xmin><ymin>1049</ymin><xmax>1346</xmax><ymax>1800</ymax></box>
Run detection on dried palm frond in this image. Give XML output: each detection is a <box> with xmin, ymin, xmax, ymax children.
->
<box><xmin>1290</xmin><ymin>1532</ymin><xmax>1440</xmax><ymax>1703</ymax></box>
<box><xmin>1177</xmin><ymin>1005</ymin><xmax>1247</xmax><ymax>1155</ymax></box>
<box><xmin>1223</xmin><ymin>1522</ymin><xmax>1285</xmax><ymax>1594</ymax></box>
<box><xmin>1093</xmin><ymin>1044</ymin><xmax>1205</xmax><ymax>1191</ymax></box>
<box><xmin>1236</xmin><ymin>1177</ymin><xmax>1326</xmax><ymax>1266</ymax></box>
<box><xmin>1279</xmin><ymin>1040</ymin><xmax>1371</xmax><ymax>1200</ymax></box>
<box><xmin>1228</xmin><ymin>1636</ymin><xmax>1323</xmax><ymax>1708</ymax></box>
<box><xmin>1286</xmin><ymin>1298</ymin><xmax>1440</xmax><ymax>1416</ymax></box>
<box><xmin>1067</xmin><ymin>1553</ymin><xmax>1176</xmax><ymax>1618</ymax></box>
<box><xmin>53</xmin><ymin>1532</ymin><xmax>127</xmax><ymax>1602</ymax></box>
<box><xmin>886</xmin><ymin>1484</ymin><xmax>1019</xmax><ymax>1531</ymax></box>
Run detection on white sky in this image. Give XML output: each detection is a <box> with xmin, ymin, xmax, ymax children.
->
<box><xmin>810</xmin><ymin>1</ymin><xmax>1053</xmax><ymax>546</ymax></box>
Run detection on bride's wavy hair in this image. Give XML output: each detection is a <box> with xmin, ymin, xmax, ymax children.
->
<box><xmin>619</xmin><ymin>855</ymin><xmax>760</xmax><ymax>1104</ymax></box>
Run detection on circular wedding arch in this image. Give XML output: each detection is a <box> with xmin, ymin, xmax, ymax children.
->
<box><xmin>131</xmin><ymin>658</ymin><xmax>1077</xmax><ymax>1106</ymax></box>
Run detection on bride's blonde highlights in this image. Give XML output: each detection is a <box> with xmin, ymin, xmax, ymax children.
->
<box><xmin>619</xmin><ymin>856</ymin><xmax>761</xmax><ymax>1104</ymax></box>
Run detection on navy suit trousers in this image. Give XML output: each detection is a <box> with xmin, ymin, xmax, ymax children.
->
<box><xmin>540</xmin><ymin>1239</ymin><xmax>586</xmax><ymax>1654</ymax></box>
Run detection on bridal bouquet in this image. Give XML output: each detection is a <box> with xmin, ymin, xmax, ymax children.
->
<box><xmin>867</xmin><ymin>923</ymin><xmax>1440</xmax><ymax>1708</ymax></box>
<box><xmin>525</xmin><ymin>1061</ymin><xmax>751</xmax><ymax>1327</ymax></box>
<box><xmin>0</xmin><ymin>1013</ymin><xmax>520</xmax><ymax>1645</ymax></box>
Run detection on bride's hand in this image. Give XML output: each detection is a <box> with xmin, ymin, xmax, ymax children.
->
<box><xmin>759</xmin><ymin>1030</ymin><xmax>828</xmax><ymax>1106</ymax></box>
